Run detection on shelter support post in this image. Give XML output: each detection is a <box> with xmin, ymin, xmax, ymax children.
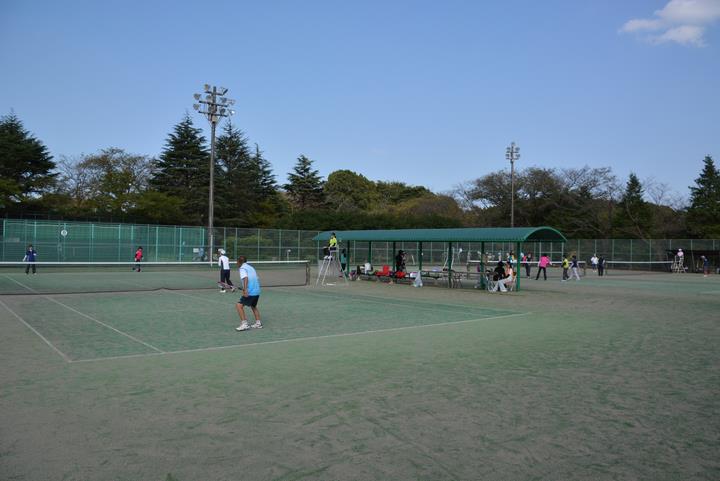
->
<box><xmin>418</xmin><ymin>242</ymin><xmax>423</xmax><ymax>271</ymax></box>
<box><xmin>392</xmin><ymin>242</ymin><xmax>396</xmax><ymax>270</ymax></box>
<box><xmin>447</xmin><ymin>242</ymin><xmax>453</xmax><ymax>288</ymax></box>
<box><xmin>516</xmin><ymin>241</ymin><xmax>521</xmax><ymax>291</ymax></box>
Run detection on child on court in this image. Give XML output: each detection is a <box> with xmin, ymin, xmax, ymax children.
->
<box><xmin>236</xmin><ymin>255</ymin><xmax>263</xmax><ymax>332</ymax></box>
<box><xmin>561</xmin><ymin>256</ymin><xmax>570</xmax><ymax>281</ymax></box>
<box><xmin>218</xmin><ymin>249</ymin><xmax>235</xmax><ymax>293</ymax></box>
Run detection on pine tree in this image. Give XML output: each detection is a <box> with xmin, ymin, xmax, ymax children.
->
<box><xmin>686</xmin><ymin>155</ymin><xmax>720</xmax><ymax>237</ymax></box>
<box><xmin>614</xmin><ymin>173</ymin><xmax>653</xmax><ymax>238</ymax></box>
<box><xmin>215</xmin><ymin>122</ymin><xmax>253</xmax><ymax>224</ymax></box>
<box><xmin>0</xmin><ymin>112</ymin><xmax>56</xmax><ymax>211</ymax></box>
<box><xmin>284</xmin><ymin>155</ymin><xmax>324</xmax><ymax>210</ymax></box>
<box><xmin>150</xmin><ymin>114</ymin><xmax>210</xmax><ymax>224</ymax></box>
<box><xmin>251</xmin><ymin>144</ymin><xmax>278</xmax><ymax>197</ymax></box>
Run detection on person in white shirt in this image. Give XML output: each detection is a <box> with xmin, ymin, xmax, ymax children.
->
<box><xmin>591</xmin><ymin>254</ymin><xmax>598</xmax><ymax>273</ymax></box>
<box><xmin>217</xmin><ymin>249</ymin><xmax>235</xmax><ymax>293</ymax></box>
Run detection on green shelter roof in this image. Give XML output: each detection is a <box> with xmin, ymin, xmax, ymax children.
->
<box><xmin>313</xmin><ymin>227</ymin><xmax>567</xmax><ymax>243</ymax></box>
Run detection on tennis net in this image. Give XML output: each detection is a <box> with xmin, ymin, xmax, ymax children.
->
<box><xmin>603</xmin><ymin>261</ymin><xmax>674</xmax><ymax>275</ymax></box>
<box><xmin>0</xmin><ymin>261</ymin><xmax>310</xmax><ymax>295</ymax></box>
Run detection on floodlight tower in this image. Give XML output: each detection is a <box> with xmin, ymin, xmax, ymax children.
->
<box><xmin>193</xmin><ymin>85</ymin><xmax>235</xmax><ymax>259</ymax></box>
<box><xmin>505</xmin><ymin>141</ymin><xmax>520</xmax><ymax>227</ymax></box>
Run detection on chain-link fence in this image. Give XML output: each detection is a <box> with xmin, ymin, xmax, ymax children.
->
<box><xmin>2</xmin><ymin>219</ymin><xmax>718</xmax><ymax>270</ymax></box>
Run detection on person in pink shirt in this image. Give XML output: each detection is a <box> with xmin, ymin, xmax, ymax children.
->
<box><xmin>535</xmin><ymin>254</ymin><xmax>551</xmax><ymax>280</ymax></box>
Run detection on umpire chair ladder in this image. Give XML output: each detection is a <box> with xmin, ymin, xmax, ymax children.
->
<box><xmin>316</xmin><ymin>248</ymin><xmax>349</xmax><ymax>287</ymax></box>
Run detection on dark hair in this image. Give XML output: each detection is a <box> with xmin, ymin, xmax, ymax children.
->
<box><xmin>237</xmin><ymin>255</ymin><xmax>247</xmax><ymax>266</ymax></box>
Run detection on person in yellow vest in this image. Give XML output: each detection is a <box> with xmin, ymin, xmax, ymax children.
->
<box><xmin>328</xmin><ymin>232</ymin><xmax>338</xmax><ymax>254</ymax></box>
<box><xmin>561</xmin><ymin>256</ymin><xmax>570</xmax><ymax>282</ymax></box>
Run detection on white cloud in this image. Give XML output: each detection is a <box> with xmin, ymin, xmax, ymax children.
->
<box><xmin>653</xmin><ymin>25</ymin><xmax>707</xmax><ymax>46</ymax></box>
<box><xmin>620</xmin><ymin>0</ymin><xmax>720</xmax><ymax>46</ymax></box>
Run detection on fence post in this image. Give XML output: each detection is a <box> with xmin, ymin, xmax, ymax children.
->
<box><xmin>257</xmin><ymin>229</ymin><xmax>260</xmax><ymax>260</ymax></box>
<box><xmin>279</xmin><ymin>230</ymin><xmax>282</xmax><ymax>260</ymax></box>
<box><xmin>155</xmin><ymin>226</ymin><xmax>159</xmax><ymax>261</ymax></box>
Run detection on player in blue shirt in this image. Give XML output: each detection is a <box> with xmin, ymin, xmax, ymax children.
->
<box><xmin>235</xmin><ymin>255</ymin><xmax>263</xmax><ymax>331</ymax></box>
<box><xmin>23</xmin><ymin>244</ymin><xmax>37</xmax><ymax>274</ymax></box>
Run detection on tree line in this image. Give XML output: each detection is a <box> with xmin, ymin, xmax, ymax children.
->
<box><xmin>1</xmin><ymin>111</ymin><xmax>718</xmax><ymax>238</ymax></box>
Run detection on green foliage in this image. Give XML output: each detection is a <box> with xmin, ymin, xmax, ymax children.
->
<box><xmin>129</xmin><ymin>191</ymin><xmax>186</xmax><ymax>224</ymax></box>
<box><xmin>215</xmin><ymin>124</ymin><xmax>285</xmax><ymax>227</ymax></box>
<box><xmin>150</xmin><ymin>114</ymin><xmax>210</xmax><ymax>224</ymax></box>
<box><xmin>0</xmin><ymin>112</ymin><xmax>56</xmax><ymax>211</ymax></box>
<box><xmin>283</xmin><ymin>155</ymin><xmax>325</xmax><ymax>210</ymax></box>
<box><xmin>324</xmin><ymin>170</ymin><xmax>378</xmax><ymax>211</ymax></box>
<box><xmin>54</xmin><ymin>148</ymin><xmax>153</xmax><ymax>217</ymax></box>
<box><xmin>686</xmin><ymin>156</ymin><xmax>720</xmax><ymax>237</ymax></box>
<box><xmin>613</xmin><ymin>173</ymin><xmax>653</xmax><ymax>238</ymax></box>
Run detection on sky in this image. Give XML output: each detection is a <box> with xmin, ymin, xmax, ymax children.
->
<box><xmin>1</xmin><ymin>0</ymin><xmax>719</xmax><ymax>203</ymax></box>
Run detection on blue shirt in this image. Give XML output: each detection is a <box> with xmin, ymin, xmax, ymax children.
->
<box><xmin>25</xmin><ymin>249</ymin><xmax>37</xmax><ymax>262</ymax></box>
<box><xmin>239</xmin><ymin>263</ymin><xmax>261</xmax><ymax>296</ymax></box>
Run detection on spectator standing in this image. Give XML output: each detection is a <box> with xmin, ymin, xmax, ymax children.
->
<box><xmin>571</xmin><ymin>255</ymin><xmax>581</xmax><ymax>281</ymax></box>
<box><xmin>561</xmin><ymin>256</ymin><xmax>570</xmax><ymax>282</ymax></box>
<box><xmin>598</xmin><ymin>256</ymin><xmax>606</xmax><ymax>276</ymax></box>
<box><xmin>340</xmin><ymin>248</ymin><xmax>348</xmax><ymax>273</ymax></box>
<box><xmin>395</xmin><ymin>250</ymin><xmax>406</xmax><ymax>273</ymax></box>
<box><xmin>524</xmin><ymin>253</ymin><xmax>532</xmax><ymax>278</ymax></box>
<box><xmin>701</xmin><ymin>255</ymin><xmax>710</xmax><ymax>277</ymax></box>
<box><xmin>536</xmin><ymin>254</ymin><xmax>551</xmax><ymax>280</ymax></box>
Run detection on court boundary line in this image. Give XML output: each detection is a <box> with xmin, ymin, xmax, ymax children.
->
<box><xmin>0</xmin><ymin>298</ymin><xmax>71</xmax><ymax>362</ymax></box>
<box><xmin>169</xmin><ymin>287</ymin><xmax>511</xmax><ymax>317</ymax></box>
<box><xmin>69</xmin><ymin>311</ymin><xmax>531</xmax><ymax>363</ymax></box>
<box><xmin>3</xmin><ymin>274</ymin><xmax>165</xmax><ymax>355</ymax></box>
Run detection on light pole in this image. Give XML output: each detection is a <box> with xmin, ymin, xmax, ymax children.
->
<box><xmin>193</xmin><ymin>85</ymin><xmax>235</xmax><ymax>260</ymax></box>
<box><xmin>505</xmin><ymin>141</ymin><xmax>520</xmax><ymax>227</ymax></box>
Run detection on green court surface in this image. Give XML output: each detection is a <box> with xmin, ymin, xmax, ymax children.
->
<box><xmin>1</xmin><ymin>272</ymin><xmax>719</xmax><ymax>480</ymax></box>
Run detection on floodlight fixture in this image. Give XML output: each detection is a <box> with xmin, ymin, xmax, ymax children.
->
<box><xmin>192</xmin><ymin>84</ymin><xmax>236</xmax><ymax>258</ymax></box>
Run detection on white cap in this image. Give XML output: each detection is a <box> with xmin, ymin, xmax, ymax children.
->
<box><xmin>219</xmin><ymin>249</ymin><xmax>226</xmax><ymax>255</ymax></box>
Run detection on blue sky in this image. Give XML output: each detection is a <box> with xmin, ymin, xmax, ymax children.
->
<box><xmin>1</xmin><ymin>0</ymin><xmax>718</xmax><ymax>203</ymax></box>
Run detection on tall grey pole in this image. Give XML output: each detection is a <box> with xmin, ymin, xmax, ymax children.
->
<box><xmin>193</xmin><ymin>84</ymin><xmax>235</xmax><ymax>261</ymax></box>
<box><xmin>506</xmin><ymin>142</ymin><xmax>520</xmax><ymax>228</ymax></box>
<box><xmin>209</xmin><ymin>117</ymin><xmax>216</xmax><ymax>256</ymax></box>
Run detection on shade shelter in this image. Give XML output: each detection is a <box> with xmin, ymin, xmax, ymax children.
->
<box><xmin>313</xmin><ymin>227</ymin><xmax>567</xmax><ymax>291</ymax></box>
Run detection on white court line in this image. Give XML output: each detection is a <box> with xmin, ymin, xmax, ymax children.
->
<box><xmin>45</xmin><ymin>298</ymin><xmax>164</xmax><ymax>353</ymax></box>
<box><xmin>3</xmin><ymin>274</ymin><xmax>164</xmax><ymax>354</ymax></box>
<box><xmin>2</xmin><ymin>274</ymin><xmax>37</xmax><ymax>293</ymax></box>
<box><xmin>70</xmin><ymin>311</ymin><xmax>531</xmax><ymax>363</ymax></box>
<box><xmin>699</xmin><ymin>291</ymin><xmax>720</xmax><ymax>294</ymax></box>
<box><xmin>0</xmin><ymin>298</ymin><xmax>71</xmax><ymax>362</ymax></box>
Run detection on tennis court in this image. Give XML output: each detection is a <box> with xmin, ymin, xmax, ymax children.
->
<box><xmin>1</xmin><ymin>266</ymin><xmax>719</xmax><ymax>480</ymax></box>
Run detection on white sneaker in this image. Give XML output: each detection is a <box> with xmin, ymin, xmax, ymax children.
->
<box><xmin>251</xmin><ymin>322</ymin><xmax>263</xmax><ymax>329</ymax></box>
<box><xmin>236</xmin><ymin>323</ymin><xmax>250</xmax><ymax>332</ymax></box>
<box><xmin>220</xmin><ymin>290</ymin><xmax>226</xmax><ymax>293</ymax></box>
